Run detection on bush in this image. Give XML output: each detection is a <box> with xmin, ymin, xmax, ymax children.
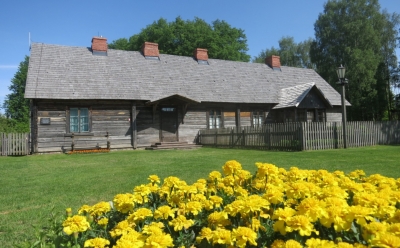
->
<box><xmin>0</xmin><ymin>114</ymin><xmax>29</xmax><ymax>133</ymax></box>
<box><xmin>23</xmin><ymin>161</ymin><xmax>400</xmax><ymax>247</ymax></box>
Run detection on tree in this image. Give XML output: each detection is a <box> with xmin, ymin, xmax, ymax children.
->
<box><xmin>2</xmin><ymin>56</ymin><xmax>30</xmax><ymax>132</ymax></box>
<box><xmin>109</xmin><ymin>17</ymin><xmax>251</xmax><ymax>62</ymax></box>
<box><xmin>252</xmin><ymin>36</ymin><xmax>314</xmax><ymax>69</ymax></box>
<box><xmin>310</xmin><ymin>0</ymin><xmax>399</xmax><ymax>120</ymax></box>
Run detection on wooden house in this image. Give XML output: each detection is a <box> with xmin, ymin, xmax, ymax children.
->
<box><xmin>25</xmin><ymin>37</ymin><xmax>349</xmax><ymax>153</ymax></box>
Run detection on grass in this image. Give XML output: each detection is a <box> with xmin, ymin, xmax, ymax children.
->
<box><xmin>0</xmin><ymin>145</ymin><xmax>399</xmax><ymax>247</ymax></box>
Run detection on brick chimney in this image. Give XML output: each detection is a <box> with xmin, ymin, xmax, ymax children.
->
<box><xmin>91</xmin><ymin>37</ymin><xmax>107</xmax><ymax>54</ymax></box>
<box><xmin>193</xmin><ymin>48</ymin><xmax>208</xmax><ymax>61</ymax></box>
<box><xmin>265</xmin><ymin>55</ymin><xmax>281</xmax><ymax>69</ymax></box>
<box><xmin>142</xmin><ymin>42</ymin><xmax>159</xmax><ymax>57</ymax></box>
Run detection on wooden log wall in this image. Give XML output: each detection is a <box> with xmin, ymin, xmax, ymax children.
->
<box><xmin>34</xmin><ymin>100</ymin><xmax>134</xmax><ymax>153</ymax></box>
<box><xmin>179</xmin><ymin>107</ymin><xmax>207</xmax><ymax>143</ymax></box>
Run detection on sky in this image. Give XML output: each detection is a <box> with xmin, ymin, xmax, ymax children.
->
<box><xmin>1</xmin><ymin>0</ymin><xmax>399</xmax><ymax>114</ymax></box>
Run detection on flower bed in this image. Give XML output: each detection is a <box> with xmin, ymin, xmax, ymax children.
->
<box><xmin>41</xmin><ymin>161</ymin><xmax>400</xmax><ymax>247</ymax></box>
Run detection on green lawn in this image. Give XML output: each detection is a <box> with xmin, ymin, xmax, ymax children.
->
<box><xmin>0</xmin><ymin>146</ymin><xmax>399</xmax><ymax>247</ymax></box>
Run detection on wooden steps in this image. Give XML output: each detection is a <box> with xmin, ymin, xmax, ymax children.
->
<box><xmin>145</xmin><ymin>142</ymin><xmax>202</xmax><ymax>150</ymax></box>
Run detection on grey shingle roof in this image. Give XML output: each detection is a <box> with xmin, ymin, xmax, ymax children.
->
<box><xmin>25</xmin><ymin>42</ymin><xmax>344</xmax><ymax>106</ymax></box>
<box><xmin>273</xmin><ymin>83</ymin><xmax>335</xmax><ymax>109</ymax></box>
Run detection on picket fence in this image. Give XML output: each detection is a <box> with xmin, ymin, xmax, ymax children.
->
<box><xmin>198</xmin><ymin>121</ymin><xmax>400</xmax><ymax>151</ymax></box>
<box><xmin>0</xmin><ymin>133</ymin><xmax>30</xmax><ymax>156</ymax></box>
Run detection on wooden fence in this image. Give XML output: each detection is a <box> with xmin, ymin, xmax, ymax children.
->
<box><xmin>198</xmin><ymin>121</ymin><xmax>400</xmax><ymax>151</ymax></box>
<box><xmin>0</xmin><ymin>133</ymin><xmax>30</xmax><ymax>156</ymax></box>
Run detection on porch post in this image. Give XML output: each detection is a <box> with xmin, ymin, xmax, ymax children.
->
<box><xmin>131</xmin><ymin>103</ymin><xmax>137</xmax><ymax>149</ymax></box>
<box><xmin>236</xmin><ymin>106</ymin><xmax>241</xmax><ymax>128</ymax></box>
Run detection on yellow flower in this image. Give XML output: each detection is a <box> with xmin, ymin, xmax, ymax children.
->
<box><xmin>305</xmin><ymin>238</ymin><xmax>336</xmax><ymax>248</ymax></box>
<box><xmin>263</xmin><ymin>184</ymin><xmax>284</xmax><ymax>204</ymax></box>
<box><xmin>66</xmin><ymin>208</ymin><xmax>72</xmax><ymax>217</ymax></box>
<box><xmin>84</xmin><ymin>237</ymin><xmax>110</xmax><ymax>248</ymax></box>
<box><xmin>285</xmin><ymin>182</ymin><xmax>309</xmax><ymax>199</ymax></box>
<box><xmin>232</xmin><ymin>226</ymin><xmax>257</xmax><ymax>247</ymax></box>
<box><xmin>114</xmin><ymin>230</ymin><xmax>144</xmax><ymax>248</ymax></box>
<box><xmin>209</xmin><ymin>171</ymin><xmax>222</xmax><ymax>181</ymax></box>
<box><xmin>272</xmin><ymin>207</ymin><xmax>296</xmax><ymax>235</ymax></box>
<box><xmin>113</xmin><ymin>193</ymin><xmax>135</xmax><ymax>214</ymax></box>
<box><xmin>109</xmin><ymin>220</ymin><xmax>135</xmax><ymax>238</ymax></box>
<box><xmin>90</xmin><ymin>201</ymin><xmax>111</xmax><ymax>217</ymax></box>
<box><xmin>209</xmin><ymin>195</ymin><xmax>223</xmax><ymax>209</ymax></box>
<box><xmin>296</xmin><ymin>198</ymin><xmax>326</xmax><ymax>222</ymax></box>
<box><xmin>255</xmin><ymin>162</ymin><xmax>279</xmax><ymax>179</ymax></box>
<box><xmin>235</xmin><ymin>169</ymin><xmax>252</xmax><ymax>185</ymax></box>
<box><xmin>148</xmin><ymin>175</ymin><xmax>160</xmax><ymax>184</ymax></box>
<box><xmin>370</xmin><ymin>233</ymin><xmax>400</xmax><ymax>248</ymax></box>
<box><xmin>212</xmin><ymin>228</ymin><xmax>233</xmax><ymax>246</ymax></box>
<box><xmin>285</xmin><ymin>215</ymin><xmax>318</xmax><ymax>236</ymax></box>
<box><xmin>272</xmin><ymin>207</ymin><xmax>296</xmax><ymax>221</ymax></box>
<box><xmin>128</xmin><ymin>208</ymin><xmax>153</xmax><ymax>223</ymax></box>
<box><xmin>271</xmin><ymin>239</ymin><xmax>285</xmax><ymax>248</ymax></box>
<box><xmin>389</xmin><ymin>210</ymin><xmax>400</xmax><ymax>223</ymax></box>
<box><xmin>336</xmin><ymin>242</ymin><xmax>355</xmax><ymax>248</ymax></box>
<box><xmin>250</xmin><ymin>217</ymin><xmax>266</xmax><ymax>232</ymax></box>
<box><xmin>142</xmin><ymin>222</ymin><xmax>164</xmax><ymax>236</ymax></box>
<box><xmin>192</xmin><ymin>181</ymin><xmax>207</xmax><ymax>194</ymax></box>
<box><xmin>144</xmin><ymin>233</ymin><xmax>174</xmax><ymax>248</ymax></box>
<box><xmin>196</xmin><ymin>227</ymin><xmax>213</xmax><ymax>244</ymax></box>
<box><xmin>185</xmin><ymin>201</ymin><xmax>202</xmax><ymax>216</ymax></box>
<box><xmin>347</xmin><ymin>205</ymin><xmax>375</xmax><ymax>226</ymax></box>
<box><xmin>348</xmin><ymin>169</ymin><xmax>366</xmax><ymax>180</ymax></box>
<box><xmin>154</xmin><ymin>205</ymin><xmax>175</xmax><ymax>220</ymax></box>
<box><xmin>169</xmin><ymin>215</ymin><xmax>194</xmax><ymax>231</ymax></box>
<box><xmin>207</xmin><ymin>211</ymin><xmax>231</xmax><ymax>228</ymax></box>
<box><xmin>78</xmin><ymin>204</ymin><xmax>92</xmax><ymax>215</ymax></box>
<box><xmin>362</xmin><ymin>221</ymin><xmax>387</xmax><ymax>241</ymax></box>
<box><xmin>321</xmin><ymin>206</ymin><xmax>351</xmax><ymax>232</ymax></box>
<box><xmin>97</xmin><ymin>218</ymin><xmax>108</xmax><ymax>227</ymax></box>
<box><xmin>240</xmin><ymin>195</ymin><xmax>270</xmax><ymax>217</ymax></box>
<box><xmin>286</xmin><ymin>167</ymin><xmax>307</xmax><ymax>181</ymax></box>
<box><xmin>224</xmin><ymin>200</ymin><xmax>244</xmax><ymax>217</ymax></box>
<box><xmin>222</xmin><ymin>160</ymin><xmax>242</xmax><ymax>176</ymax></box>
<box><xmin>321</xmin><ymin>185</ymin><xmax>348</xmax><ymax>199</ymax></box>
<box><xmin>163</xmin><ymin>176</ymin><xmax>186</xmax><ymax>189</ymax></box>
<box><xmin>62</xmin><ymin>215</ymin><xmax>90</xmax><ymax>235</ymax></box>
<box><xmin>387</xmin><ymin>223</ymin><xmax>400</xmax><ymax>236</ymax></box>
<box><xmin>283</xmin><ymin>239</ymin><xmax>303</xmax><ymax>248</ymax></box>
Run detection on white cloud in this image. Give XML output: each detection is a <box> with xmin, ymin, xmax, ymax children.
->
<box><xmin>0</xmin><ymin>65</ymin><xmax>18</xmax><ymax>69</ymax></box>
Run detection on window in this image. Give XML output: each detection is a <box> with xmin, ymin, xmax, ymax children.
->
<box><xmin>208</xmin><ymin>110</ymin><xmax>222</xmax><ymax>129</ymax></box>
<box><xmin>252</xmin><ymin>111</ymin><xmax>264</xmax><ymax>126</ymax></box>
<box><xmin>70</xmin><ymin>108</ymin><xmax>89</xmax><ymax>133</ymax></box>
<box><xmin>316</xmin><ymin>109</ymin><xmax>326</xmax><ymax>122</ymax></box>
<box><xmin>307</xmin><ymin>110</ymin><xmax>314</xmax><ymax>122</ymax></box>
<box><xmin>304</xmin><ymin>109</ymin><xmax>325</xmax><ymax>122</ymax></box>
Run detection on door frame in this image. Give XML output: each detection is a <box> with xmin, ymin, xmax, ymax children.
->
<box><xmin>159</xmin><ymin>106</ymin><xmax>179</xmax><ymax>142</ymax></box>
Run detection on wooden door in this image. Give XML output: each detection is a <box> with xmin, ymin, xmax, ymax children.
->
<box><xmin>160</xmin><ymin>107</ymin><xmax>178</xmax><ymax>142</ymax></box>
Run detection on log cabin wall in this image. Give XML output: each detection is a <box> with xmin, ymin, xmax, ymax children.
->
<box><xmin>178</xmin><ymin>106</ymin><xmax>208</xmax><ymax>143</ymax></box>
<box><xmin>326</xmin><ymin>107</ymin><xmax>342</xmax><ymax>122</ymax></box>
<box><xmin>32</xmin><ymin>99</ymin><xmax>340</xmax><ymax>153</ymax></box>
<box><xmin>34</xmin><ymin>99</ymin><xmax>133</xmax><ymax>153</ymax></box>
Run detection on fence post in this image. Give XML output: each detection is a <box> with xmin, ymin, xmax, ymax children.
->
<box><xmin>299</xmin><ymin>122</ymin><xmax>304</xmax><ymax>151</ymax></box>
<box><xmin>230</xmin><ymin>128</ymin><xmax>234</xmax><ymax>148</ymax></box>
<box><xmin>242</xmin><ymin>128</ymin><xmax>245</xmax><ymax>148</ymax></box>
<box><xmin>214</xmin><ymin>129</ymin><xmax>218</xmax><ymax>146</ymax></box>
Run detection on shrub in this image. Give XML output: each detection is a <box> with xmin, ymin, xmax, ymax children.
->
<box><xmin>25</xmin><ymin>161</ymin><xmax>400</xmax><ymax>247</ymax></box>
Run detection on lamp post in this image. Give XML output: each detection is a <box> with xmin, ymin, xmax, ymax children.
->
<box><xmin>336</xmin><ymin>65</ymin><xmax>348</xmax><ymax>148</ymax></box>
